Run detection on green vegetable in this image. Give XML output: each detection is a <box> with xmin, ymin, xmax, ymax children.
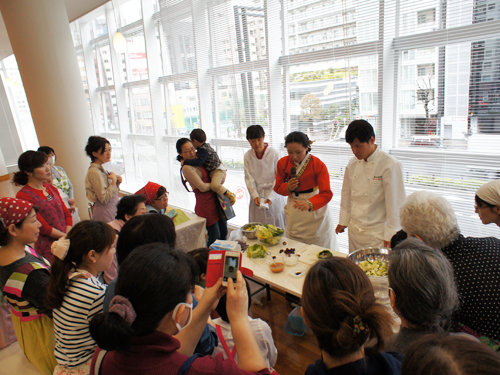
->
<box><xmin>358</xmin><ymin>260</ymin><xmax>388</xmax><ymax>277</ymax></box>
<box><xmin>264</xmin><ymin>224</ymin><xmax>284</xmax><ymax>237</ymax></box>
<box><xmin>256</xmin><ymin>225</ymin><xmax>284</xmax><ymax>246</ymax></box>
<box><xmin>245</xmin><ymin>224</ymin><xmax>257</xmax><ymax>231</ymax></box>
<box><xmin>317</xmin><ymin>250</ymin><xmax>333</xmax><ymax>259</ymax></box>
<box><xmin>246</xmin><ymin>244</ymin><xmax>267</xmax><ymax>259</ymax></box>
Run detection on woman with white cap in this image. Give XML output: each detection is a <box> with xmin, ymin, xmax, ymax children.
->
<box><xmin>475</xmin><ymin>180</ymin><xmax>500</xmax><ymax>227</ymax></box>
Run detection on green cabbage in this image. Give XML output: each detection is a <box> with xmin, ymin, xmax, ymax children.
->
<box><xmin>246</xmin><ymin>244</ymin><xmax>267</xmax><ymax>258</ymax></box>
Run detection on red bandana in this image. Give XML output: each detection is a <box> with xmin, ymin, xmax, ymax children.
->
<box><xmin>135</xmin><ymin>181</ymin><xmax>162</xmax><ymax>206</ymax></box>
<box><xmin>0</xmin><ymin>197</ymin><xmax>34</xmax><ymax>227</ymax></box>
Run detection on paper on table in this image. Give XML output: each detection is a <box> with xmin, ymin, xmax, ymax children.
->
<box><xmin>102</xmin><ymin>162</ymin><xmax>123</xmax><ymax>175</ymax></box>
<box><xmin>298</xmin><ymin>244</ymin><xmax>347</xmax><ymax>265</ymax></box>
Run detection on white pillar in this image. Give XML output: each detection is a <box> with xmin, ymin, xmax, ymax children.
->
<box><xmin>0</xmin><ymin>0</ymin><xmax>94</xmax><ymax>218</ymax></box>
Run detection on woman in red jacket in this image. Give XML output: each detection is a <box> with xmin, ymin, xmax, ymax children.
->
<box><xmin>274</xmin><ymin>132</ymin><xmax>337</xmax><ymax>250</ymax></box>
<box><xmin>14</xmin><ymin>151</ymin><xmax>72</xmax><ymax>263</ymax></box>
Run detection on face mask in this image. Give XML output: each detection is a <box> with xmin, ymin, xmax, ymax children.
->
<box><xmin>172</xmin><ymin>302</ymin><xmax>193</xmax><ymax>334</ymax></box>
<box><xmin>48</xmin><ymin>156</ymin><xmax>55</xmax><ymax>166</ymax></box>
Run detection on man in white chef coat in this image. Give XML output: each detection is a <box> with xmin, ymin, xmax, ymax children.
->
<box><xmin>336</xmin><ymin>120</ymin><xmax>406</xmax><ymax>253</ymax></box>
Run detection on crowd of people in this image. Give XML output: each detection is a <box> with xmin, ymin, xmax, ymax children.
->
<box><xmin>0</xmin><ymin>120</ymin><xmax>499</xmax><ymax>375</ymax></box>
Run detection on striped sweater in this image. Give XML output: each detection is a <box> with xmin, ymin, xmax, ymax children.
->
<box><xmin>53</xmin><ymin>270</ymin><xmax>106</xmax><ymax>367</ymax></box>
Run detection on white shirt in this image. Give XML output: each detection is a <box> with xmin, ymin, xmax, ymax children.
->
<box><xmin>244</xmin><ymin>145</ymin><xmax>280</xmax><ymax>201</ymax></box>
<box><xmin>339</xmin><ymin>146</ymin><xmax>406</xmax><ymax>241</ymax></box>
<box><xmin>212</xmin><ymin>317</ymin><xmax>278</xmax><ymax>368</ymax></box>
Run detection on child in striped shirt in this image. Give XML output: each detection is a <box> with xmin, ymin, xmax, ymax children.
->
<box><xmin>45</xmin><ymin>220</ymin><xmax>116</xmax><ymax>375</ymax></box>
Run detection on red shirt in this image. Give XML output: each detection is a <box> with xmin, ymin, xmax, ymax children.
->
<box><xmin>16</xmin><ymin>184</ymin><xmax>73</xmax><ymax>236</ymax></box>
<box><xmin>274</xmin><ymin>154</ymin><xmax>333</xmax><ymax>210</ymax></box>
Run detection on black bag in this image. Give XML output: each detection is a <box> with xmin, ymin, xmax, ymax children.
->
<box><xmin>217</xmin><ymin>193</ymin><xmax>236</xmax><ymax>221</ymax></box>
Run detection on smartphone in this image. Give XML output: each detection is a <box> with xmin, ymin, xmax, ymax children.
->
<box><xmin>166</xmin><ymin>209</ymin><xmax>177</xmax><ymax>219</ymax></box>
<box><xmin>222</xmin><ymin>251</ymin><xmax>241</xmax><ymax>286</ymax></box>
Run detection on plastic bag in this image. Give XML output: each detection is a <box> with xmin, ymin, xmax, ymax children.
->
<box><xmin>228</xmin><ymin>228</ymin><xmax>244</xmax><ymax>242</ymax></box>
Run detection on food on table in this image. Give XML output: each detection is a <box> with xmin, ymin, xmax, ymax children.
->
<box><xmin>358</xmin><ymin>260</ymin><xmax>388</xmax><ymax>277</ymax></box>
<box><xmin>284</xmin><ymin>254</ymin><xmax>299</xmax><ymax>266</ymax></box>
<box><xmin>269</xmin><ymin>261</ymin><xmax>285</xmax><ymax>273</ymax></box>
<box><xmin>256</xmin><ymin>224</ymin><xmax>284</xmax><ymax>246</ymax></box>
<box><xmin>245</xmin><ymin>224</ymin><xmax>257</xmax><ymax>231</ymax></box>
<box><xmin>317</xmin><ymin>250</ymin><xmax>333</xmax><ymax>259</ymax></box>
<box><xmin>246</xmin><ymin>244</ymin><xmax>268</xmax><ymax>259</ymax></box>
<box><xmin>282</xmin><ymin>241</ymin><xmax>287</xmax><ymax>245</ymax></box>
<box><xmin>237</xmin><ymin>240</ymin><xmax>248</xmax><ymax>252</ymax></box>
<box><xmin>279</xmin><ymin>248</ymin><xmax>296</xmax><ymax>255</ymax></box>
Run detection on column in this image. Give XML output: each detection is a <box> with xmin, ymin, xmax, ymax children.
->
<box><xmin>0</xmin><ymin>0</ymin><xmax>95</xmax><ymax>218</ymax></box>
<box><xmin>0</xmin><ymin>147</ymin><xmax>15</xmax><ymax>198</ymax></box>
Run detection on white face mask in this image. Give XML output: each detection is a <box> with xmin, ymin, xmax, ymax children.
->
<box><xmin>48</xmin><ymin>156</ymin><xmax>55</xmax><ymax>166</ymax></box>
<box><xmin>172</xmin><ymin>302</ymin><xmax>193</xmax><ymax>334</ymax></box>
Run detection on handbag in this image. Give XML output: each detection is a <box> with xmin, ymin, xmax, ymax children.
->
<box><xmin>217</xmin><ymin>193</ymin><xmax>236</xmax><ymax>221</ymax></box>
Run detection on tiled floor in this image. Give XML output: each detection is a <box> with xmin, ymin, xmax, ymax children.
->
<box><xmin>0</xmin><ymin>342</ymin><xmax>41</xmax><ymax>375</ymax></box>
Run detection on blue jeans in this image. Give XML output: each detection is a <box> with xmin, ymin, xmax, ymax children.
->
<box><xmin>207</xmin><ymin>218</ymin><xmax>228</xmax><ymax>247</ymax></box>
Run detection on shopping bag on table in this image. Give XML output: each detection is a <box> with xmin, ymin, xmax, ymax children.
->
<box><xmin>217</xmin><ymin>193</ymin><xmax>236</xmax><ymax>221</ymax></box>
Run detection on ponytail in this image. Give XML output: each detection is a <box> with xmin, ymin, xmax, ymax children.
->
<box><xmin>90</xmin><ymin>312</ymin><xmax>133</xmax><ymax>352</ymax></box>
<box><xmin>12</xmin><ymin>171</ymin><xmax>29</xmax><ymax>186</ymax></box>
<box><xmin>13</xmin><ymin>150</ymin><xmax>48</xmax><ymax>186</ymax></box>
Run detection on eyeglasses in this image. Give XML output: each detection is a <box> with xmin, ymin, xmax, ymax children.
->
<box><xmin>155</xmin><ymin>192</ymin><xmax>169</xmax><ymax>201</ymax></box>
<box><xmin>183</xmin><ymin>147</ymin><xmax>195</xmax><ymax>154</ymax></box>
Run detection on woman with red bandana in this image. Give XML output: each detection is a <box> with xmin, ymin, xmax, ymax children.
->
<box><xmin>135</xmin><ymin>181</ymin><xmax>169</xmax><ymax>214</ymax></box>
<box><xmin>14</xmin><ymin>151</ymin><xmax>72</xmax><ymax>262</ymax></box>
<box><xmin>0</xmin><ymin>197</ymin><xmax>56</xmax><ymax>375</ymax></box>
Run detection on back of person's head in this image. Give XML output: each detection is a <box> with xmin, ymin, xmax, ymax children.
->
<box><xmin>402</xmin><ymin>334</ymin><xmax>500</xmax><ymax>375</ymax></box>
<box><xmin>37</xmin><ymin>146</ymin><xmax>55</xmax><ymax>156</ymax></box>
<box><xmin>390</xmin><ymin>229</ymin><xmax>407</xmax><ymax>249</ymax></box>
<box><xmin>85</xmin><ymin>136</ymin><xmax>110</xmax><ymax>162</ymax></box>
<box><xmin>190</xmin><ymin>129</ymin><xmax>207</xmax><ymax>143</ymax></box>
<box><xmin>345</xmin><ymin>120</ymin><xmax>375</xmax><ymax>144</ymax></box>
<box><xmin>400</xmin><ymin>191</ymin><xmax>460</xmax><ymax>249</ymax></box>
<box><xmin>215</xmin><ymin>279</ymin><xmax>251</xmax><ymax>323</ymax></box>
<box><xmin>246</xmin><ymin>125</ymin><xmax>265</xmax><ymax>140</ymax></box>
<box><xmin>302</xmin><ymin>257</ymin><xmax>394</xmax><ymax>358</ymax></box>
<box><xmin>90</xmin><ymin>244</ymin><xmax>198</xmax><ymax>352</ymax></box>
<box><xmin>45</xmin><ymin>221</ymin><xmax>116</xmax><ymax>310</ymax></box>
<box><xmin>284</xmin><ymin>131</ymin><xmax>311</xmax><ymax>152</ymax></box>
<box><xmin>116</xmin><ymin>214</ymin><xmax>176</xmax><ymax>265</ymax></box>
<box><xmin>389</xmin><ymin>238</ymin><xmax>459</xmax><ymax>332</ymax></box>
<box><xmin>116</xmin><ymin>195</ymin><xmax>147</xmax><ymax>221</ymax></box>
<box><xmin>13</xmin><ymin>151</ymin><xmax>49</xmax><ymax>186</ymax></box>
<box><xmin>187</xmin><ymin>248</ymin><xmax>210</xmax><ymax>278</ymax></box>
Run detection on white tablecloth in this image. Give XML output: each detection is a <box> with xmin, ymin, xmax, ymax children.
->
<box><xmin>175</xmin><ymin>211</ymin><xmax>207</xmax><ymax>251</ymax></box>
<box><xmin>242</xmin><ymin>237</ymin><xmax>347</xmax><ymax>298</ymax></box>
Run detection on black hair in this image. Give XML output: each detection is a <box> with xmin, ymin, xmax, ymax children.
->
<box><xmin>155</xmin><ymin>186</ymin><xmax>167</xmax><ymax>200</ymax></box>
<box><xmin>37</xmin><ymin>146</ymin><xmax>55</xmax><ymax>156</ymax></box>
<box><xmin>215</xmin><ymin>279</ymin><xmax>251</xmax><ymax>323</ymax></box>
<box><xmin>0</xmin><ymin>207</ymin><xmax>39</xmax><ymax>246</ymax></box>
<box><xmin>13</xmin><ymin>151</ymin><xmax>49</xmax><ymax>186</ymax></box>
<box><xmin>246</xmin><ymin>125</ymin><xmax>265</xmax><ymax>140</ymax></box>
<box><xmin>190</xmin><ymin>129</ymin><xmax>207</xmax><ymax>144</ymax></box>
<box><xmin>475</xmin><ymin>194</ymin><xmax>496</xmax><ymax>209</ymax></box>
<box><xmin>176</xmin><ymin>138</ymin><xmax>192</xmax><ymax>162</ymax></box>
<box><xmin>45</xmin><ymin>221</ymin><xmax>116</xmax><ymax>310</ymax></box>
<box><xmin>390</xmin><ymin>229</ymin><xmax>408</xmax><ymax>249</ymax></box>
<box><xmin>116</xmin><ymin>195</ymin><xmax>147</xmax><ymax>221</ymax></box>
<box><xmin>89</xmin><ymin>245</ymin><xmax>198</xmax><ymax>352</ymax></box>
<box><xmin>284</xmin><ymin>131</ymin><xmax>311</xmax><ymax>152</ymax></box>
<box><xmin>116</xmin><ymin>214</ymin><xmax>176</xmax><ymax>265</ymax></box>
<box><xmin>85</xmin><ymin>136</ymin><xmax>110</xmax><ymax>162</ymax></box>
<box><xmin>345</xmin><ymin>120</ymin><xmax>375</xmax><ymax>144</ymax></box>
<box><xmin>187</xmin><ymin>248</ymin><xmax>210</xmax><ymax>277</ymax></box>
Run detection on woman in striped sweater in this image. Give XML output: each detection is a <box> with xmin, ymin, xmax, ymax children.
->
<box><xmin>0</xmin><ymin>197</ymin><xmax>56</xmax><ymax>375</ymax></box>
<box><xmin>45</xmin><ymin>221</ymin><xmax>116</xmax><ymax>375</ymax></box>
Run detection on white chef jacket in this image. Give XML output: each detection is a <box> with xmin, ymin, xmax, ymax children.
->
<box><xmin>244</xmin><ymin>145</ymin><xmax>286</xmax><ymax>227</ymax></box>
<box><xmin>339</xmin><ymin>146</ymin><xmax>406</xmax><ymax>243</ymax></box>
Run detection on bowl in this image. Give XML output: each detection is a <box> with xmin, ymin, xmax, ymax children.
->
<box><xmin>348</xmin><ymin>247</ymin><xmax>391</xmax><ymax>277</ymax></box>
<box><xmin>256</xmin><ymin>225</ymin><xmax>284</xmax><ymax>246</ymax></box>
<box><xmin>268</xmin><ymin>257</ymin><xmax>285</xmax><ymax>273</ymax></box>
<box><xmin>242</xmin><ymin>222</ymin><xmax>261</xmax><ymax>240</ymax></box>
<box><xmin>283</xmin><ymin>253</ymin><xmax>299</xmax><ymax>266</ymax></box>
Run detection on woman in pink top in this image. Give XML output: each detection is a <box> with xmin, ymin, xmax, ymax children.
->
<box><xmin>14</xmin><ymin>151</ymin><xmax>72</xmax><ymax>263</ymax></box>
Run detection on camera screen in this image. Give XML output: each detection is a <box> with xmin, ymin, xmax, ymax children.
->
<box><xmin>223</xmin><ymin>255</ymin><xmax>238</xmax><ymax>282</ymax></box>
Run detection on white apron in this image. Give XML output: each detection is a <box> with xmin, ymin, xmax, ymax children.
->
<box><xmin>285</xmin><ymin>189</ymin><xmax>338</xmax><ymax>251</ymax></box>
<box><xmin>348</xmin><ymin>219</ymin><xmax>384</xmax><ymax>253</ymax></box>
<box><xmin>244</xmin><ymin>146</ymin><xmax>286</xmax><ymax>227</ymax></box>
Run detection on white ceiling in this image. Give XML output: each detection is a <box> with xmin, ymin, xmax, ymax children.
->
<box><xmin>0</xmin><ymin>0</ymin><xmax>109</xmax><ymax>60</ymax></box>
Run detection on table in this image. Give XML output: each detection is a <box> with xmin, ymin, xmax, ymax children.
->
<box><xmin>242</xmin><ymin>237</ymin><xmax>347</xmax><ymax>298</ymax></box>
<box><xmin>174</xmin><ymin>210</ymin><xmax>207</xmax><ymax>251</ymax></box>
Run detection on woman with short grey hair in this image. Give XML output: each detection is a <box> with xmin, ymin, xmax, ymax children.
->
<box><xmin>385</xmin><ymin>238</ymin><xmax>459</xmax><ymax>354</ymax></box>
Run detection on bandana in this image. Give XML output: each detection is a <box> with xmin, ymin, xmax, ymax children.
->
<box><xmin>135</xmin><ymin>181</ymin><xmax>162</xmax><ymax>206</ymax></box>
<box><xmin>476</xmin><ymin>180</ymin><xmax>500</xmax><ymax>206</ymax></box>
<box><xmin>0</xmin><ymin>197</ymin><xmax>34</xmax><ymax>228</ymax></box>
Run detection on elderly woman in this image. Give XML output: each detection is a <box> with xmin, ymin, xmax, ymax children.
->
<box><xmin>475</xmin><ymin>180</ymin><xmax>500</xmax><ymax>227</ymax></box>
<box><xmin>135</xmin><ymin>181</ymin><xmax>169</xmax><ymax>214</ymax></box>
<box><xmin>386</xmin><ymin>238</ymin><xmax>459</xmax><ymax>354</ymax></box>
<box><xmin>400</xmin><ymin>191</ymin><xmax>500</xmax><ymax>348</ymax></box>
